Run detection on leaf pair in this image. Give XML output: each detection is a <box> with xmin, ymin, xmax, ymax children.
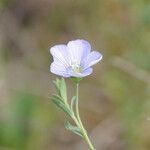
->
<box><xmin>65</xmin><ymin>121</ymin><xmax>83</xmax><ymax>138</ymax></box>
<box><xmin>52</xmin><ymin>78</ymin><xmax>82</xmax><ymax>138</ymax></box>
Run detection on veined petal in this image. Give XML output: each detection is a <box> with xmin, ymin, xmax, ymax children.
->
<box><xmin>69</xmin><ymin>67</ymin><xmax>93</xmax><ymax>77</ymax></box>
<box><xmin>50</xmin><ymin>45</ymin><xmax>70</xmax><ymax>68</ymax></box>
<box><xmin>50</xmin><ymin>62</ymin><xmax>71</xmax><ymax>77</ymax></box>
<box><xmin>80</xmin><ymin>68</ymin><xmax>93</xmax><ymax>77</ymax></box>
<box><xmin>83</xmin><ymin>51</ymin><xmax>102</xmax><ymax>68</ymax></box>
<box><xmin>67</xmin><ymin>39</ymin><xmax>91</xmax><ymax>64</ymax></box>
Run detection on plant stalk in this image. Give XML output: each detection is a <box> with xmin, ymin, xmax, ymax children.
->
<box><xmin>75</xmin><ymin>83</ymin><xmax>95</xmax><ymax>150</ymax></box>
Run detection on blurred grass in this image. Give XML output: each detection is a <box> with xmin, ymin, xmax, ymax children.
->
<box><xmin>0</xmin><ymin>92</ymin><xmax>57</xmax><ymax>150</ymax></box>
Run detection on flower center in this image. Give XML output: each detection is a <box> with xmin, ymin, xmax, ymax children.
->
<box><xmin>71</xmin><ymin>62</ymin><xmax>83</xmax><ymax>74</ymax></box>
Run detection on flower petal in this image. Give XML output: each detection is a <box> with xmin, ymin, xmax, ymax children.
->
<box><xmin>50</xmin><ymin>45</ymin><xmax>70</xmax><ymax>68</ymax></box>
<box><xmin>80</xmin><ymin>68</ymin><xmax>93</xmax><ymax>77</ymax></box>
<box><xmin>67</xmin><ymin>39</ymin><xmax>91</xmax><ymax>64</ymax></box>
<box><xmin>83</xmin><ymin>51</ymin><xmax>102</xmax><ymax>68</ymax></box>
<box><xmin>50</xmin><ymin>62</ymin><xmax>71</xmax><ymax>77</ymax></box>
<box><xmin>69</xmin><ymin>67</ymin><xmax>93</xmax><ymax>77</ymax></box>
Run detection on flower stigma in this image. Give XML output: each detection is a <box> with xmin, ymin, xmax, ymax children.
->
<box><xmin>70</xmin><ymin>62</ymin><xmax>83</xmax><ymax>74</ymax></box>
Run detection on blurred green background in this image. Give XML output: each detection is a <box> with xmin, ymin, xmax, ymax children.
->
<box><xmin>0</xmin><ymin>0</ymin><xmax>150</xmax><ymax>150</ymax></box>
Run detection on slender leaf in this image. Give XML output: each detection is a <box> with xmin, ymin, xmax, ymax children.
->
<box><xmin>65</xmin><ymin>121</ymin><xmax>83</xmax><ymax>137</ymax></box>
<box><xmin>52</xmin><ymin>94</ymin><xmax>64</xmax><ymax>102</ymax></box>
<box><xmin>53</xmin><ymin>78</ymin><xmax>61</xmax><ymax>95</ymax></box>
<box><xmin>60</xmin><ymin>78</ymin><xmax>67</xmax><ymax>103</ymax></box>
<box><xmin>51</xmin><ymin>95</ymin><xmax>72</xmax><ymax>117</ymax></box>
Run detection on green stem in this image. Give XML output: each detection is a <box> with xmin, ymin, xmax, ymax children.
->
<box><xmin>75</xmin><ymin>83</ymin><xmax>95</xmax><ymax>150</ymax></box>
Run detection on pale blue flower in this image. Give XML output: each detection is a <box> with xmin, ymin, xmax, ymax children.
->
<box><xmin>50</xmin><ymin>39</ymin><xmax>102</xmax><ymax>77</ymax></box>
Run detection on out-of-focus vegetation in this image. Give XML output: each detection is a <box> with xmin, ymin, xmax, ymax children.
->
<box><xmin>0</xmin><ymin>0</ymin><xmax>150</xmax><ymax>150</ymax></box>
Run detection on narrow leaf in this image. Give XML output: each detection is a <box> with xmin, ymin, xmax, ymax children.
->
<box><xmin>65</xmin><ymin>121</ymin><xmax>83</xmax><ymax>137</ymax></box>
<box><xmin>51</xmin><ymin>95</ymin><xmax>72</xmax><ymax>117</ymax></box>
<box><xmin>60</xmin><ymin>78</ymin><xmax>67</xmax><ymax>103</ymax></box>
<box><xmin>53</xmin><ymin>78</ymin><xmax>61</xmax><ymax>95</ymax></box>
<box><xmin>52</xmin><ymin>94</ymin><xmax>64</xmax><ymax>102</ymax></box>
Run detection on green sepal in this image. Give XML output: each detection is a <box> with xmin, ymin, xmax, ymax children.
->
<box><xmin>70</xmin><ymin>77</ymin><xmax>83</xmax><ymax>83</ymax></box>
<box><xmin>51</xmin><ymin>95</ymin><xmax>72</xmax><ymax>117</ymax></box>
<box><xmin>65</xmin><ymin>121</ymin><xmax>83</xmax><ymax>138</ymax></box>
